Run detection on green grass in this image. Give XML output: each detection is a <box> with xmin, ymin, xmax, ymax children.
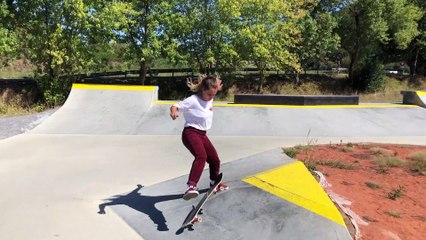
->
<box><xmin>299</xmin><ymin>159</ymin><xmax>356</xmax><ymax>170</ymax></box>
<box><xmin>384</xmin><ymin>211</ymin><xmax>402</xmax><ymax>218</ymax></box>
<box><xmin>359</xmin><ymin>76</ymin><xmax>425</xmax><ymax>103</ymax></box>
<box><xmin>0</xmin><ymin>71</ymin><xmax>32</xmax><ymax>79</ymax></box>
<box><xmin>0</xmin><ymin>89</ymin><xmax>45</xmax><ymax>116</ymax></box>
<box><xmin>316</xmin><ymin>160</ymin><xmax>356</xmax><ymax>170</ymax></box>
<box><xmin>301</xmin><ymin>160</ymin><xmax>318</xmax><ymax>172</ymax></box>
<box><xmin>282</xmin><ymin>143</ymin><xmax>317</xmax><ymax>159</ymax></box>
<box><xmin>375</xmin><ymin>156</ymin><xmax>405</xmax><ymax>168</ymax></box>
<box><xmin>0</xmin><ymin>58</ymin><xmax>34</xmax><ymax>78</ymax></box>
<box><xmin>365</xmin><ymin>181</ymin><xmax>381</xmax><ymax>189</ymax></box>
<box><xmin>341</xmin><ymin>146</ymin><xmax>355</xmax><ymax>152</ymax></box>
<box><xmin>387</xmin><ymin>185</ymin><xmax>405</xmax><ymax>200</ymax></box>
<box><xmin>0</xmin><ymin>101</ymin><xmax>45</xmax><ymax>116</ymax></box>
<box><xmin>282</xmin><ymin>147</ymin><xmax>299</xmax><ymax>158</ymax></box>
<box><xmin>373</xmin><ymin>156</ymin><xmax>405</xmax><ymax>174</ymax></box>
<box><xmin>369</xmin><ymin>147</ymin><xmax>395</xmax><ymax>156</ymax></box>
<box><xmin>262</xmin><ymin>75</ymin><xmax>425</xmax><ymax>103</ymax></box>
<box><xmin>376</xmin><ymin>165</ymin><xmax>389</xmax><ymax>174</ymax></box>
<box><xmin>408</xmin><ymin>151</ymin><xmax>426</xmax><ymax>175</ymax></box>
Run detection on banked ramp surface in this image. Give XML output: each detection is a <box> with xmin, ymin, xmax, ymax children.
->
<box><xmin>31</xmin><ymin>84</ymin><xmax>426</xmax><ymax>138</ymax></box>
<box><xmin>31</xmin><ymin>84</ymin><xmax>158</xmax><ymax>134</ymax></box>
<box><xmin>107</xmin><ymin>149</ymin><xmax>351</xmax><ymax>240</ymax></box>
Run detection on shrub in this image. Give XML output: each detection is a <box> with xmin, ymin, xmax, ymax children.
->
<box><xmin>384</xmin><ymin>211</ymin><xmax>402</xmax><ymax>218</ymax></box>
<box><xmin>282</xmin><ymin>147</ymin><xmax>299</xmax><ymax>158</ymax></box>
<box><xmin>408</xmin><ymin>151</ymin><xmax>426</xmax><ymax>175</ymax></box>
<box><xmin>341</xmin><ymin>146</ymin><xmax>354</xmax><ymax>152</ymax></box>
<box><xmin>369</xmin><ymin>147</ymin><xmax>394</xmax><ymax>156</ymax></box>
<box><xmin>375</xmin><ymin>157</ymin><xmax>404</xmax><ymax>168</ymax></box>
<box><xmin>301</xmin><ymin>160</ymin><xmax>318</xmax><ymax>172</ymax></box>
<box><xmin>387</xmin><ymin>185</ymin><xmax>405</xmax><ymax>200</ymax></box>
<box><xmin>35</xmin><ymin>75</ymin><xmax>71</xmax><ymax>107</ymax></box>
<box><xmin>0</xmin><ymin>88</ymin><xmax>41</xmax><ymax>115</ymax></box>
<box><xmin>317</xmin><ymin>160</ymin><xmax>356</xmax><ymax>170</ymax></box>
<box><xmin>376</xmin><ymin>165</ymin><xmax>389</xmax><ymax>174</ymax></box>
<box><xmin>365</xmin><ymin>181</ymin><xmax>381</xmax><ymax>189</ymax></box>
<box><xmin>352</xmin><ymin>57</ymin><xmax>385</xmax><ymax>93</ymax></box>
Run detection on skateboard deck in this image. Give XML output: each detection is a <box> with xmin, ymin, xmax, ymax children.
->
<box><xmin>181</xmin><ymin>173</ymin><xmax>223</xmax><ymax>229</ymax></box>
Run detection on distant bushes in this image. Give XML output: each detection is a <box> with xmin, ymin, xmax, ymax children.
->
<box><xmin>35</xmin><ymin>75</ymin><xmax>72</xmax><ymax>108</ymax></box>
<box><xmin>352</xmin><ymin>57</ymin><xmax>386</xmax><ymax>93</ymax></box>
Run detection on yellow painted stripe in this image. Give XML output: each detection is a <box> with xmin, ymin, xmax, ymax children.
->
<box><xmin>213</xmin><ymin>103</ymin><xmax>416</xmax><ymax>109</ymax></box>
<box><xmin>417</xmin><ymin>91</ymin><xmax>426</xmax><ymax>96</ymax></box>
<box><xmin>243</xmin><ymin>161</ymin><xmax>346</xmax><ymax>226</ymax></box>
<box><xmin>155</xmin><ymin>100</ymin><xmax>417</xmax><ymax>109</ymax></box>
<box><xmin>155</xmin><ymin>101</ymin><xmax>178</xmax><ymax>105</ymax></box>
<box><xmin>72</xmin><ymin>83</ymin><xmax>156</xmax><ymax>91</ymax></box>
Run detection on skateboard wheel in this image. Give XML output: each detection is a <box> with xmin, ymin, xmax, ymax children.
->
<box><xmin>193</xmin><ymin>216</ymin><xmax>202</xmax><ymax>223</ymax></box>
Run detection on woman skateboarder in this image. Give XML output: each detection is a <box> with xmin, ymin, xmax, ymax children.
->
<box><xmin>170</xmin><ymin>75</ymin><xmax>229</xmax><ymax>200</ymax></box>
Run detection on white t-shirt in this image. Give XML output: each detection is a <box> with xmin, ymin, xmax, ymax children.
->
<box><xmin>173</xmin><ymin>94</ymin><xmax>214</xmax><ymax>131</ymax></box>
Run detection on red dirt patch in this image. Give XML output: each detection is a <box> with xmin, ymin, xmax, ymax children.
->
<box><xmin>289</xmin><ymin>143</ymin><xmax>426</xmax><ymax>240</ymax></box>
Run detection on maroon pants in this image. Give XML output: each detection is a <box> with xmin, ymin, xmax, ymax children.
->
<box><xmin>182</xmin><ymin>127</ymin><xmax>220</xmax><ymax>186</ymax></box>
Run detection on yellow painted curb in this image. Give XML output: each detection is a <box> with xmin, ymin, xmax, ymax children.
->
<box><xmin>417</xmin><ymin>91</ymin><xmax>426</xmax><ymax>96</ymax></box>
<box><xmin>213</xmin><ymin>103</ymin><xmax>416</xmax><ymax>109</ymax></box>
<box><xmin>155</xmin><ymin>101</ymin><xmax>177</xmax><ymax>105</ymax></box>
<box><xmin>243</xmin><ymin>161</ymin><xmax>346</xmax><ymax>226</ymax></box>
<box><xmin>155</xmin><ymin>100</ymin><xmax>417</xmax><ymax>109</ymax></box>
<box><xmin>72</xmin><ymin>83</ymin><xmax>156</xmax><ymax>91</ymax></box>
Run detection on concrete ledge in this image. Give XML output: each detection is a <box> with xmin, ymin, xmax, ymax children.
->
<box><xmin>401</xmin><ymin>91</ymin><xmax>426</xmax><ymax>108</ymax></box>
<box><xmin>234</xmin><ymin>94</ymin><xmax>359</xmax><ymax>105</ymax></box>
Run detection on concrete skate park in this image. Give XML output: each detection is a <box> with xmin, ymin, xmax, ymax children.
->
<box><xmin>1</xmin><ymin>84</ymin><xmax>426</xmax><ymax>240</ymax></box>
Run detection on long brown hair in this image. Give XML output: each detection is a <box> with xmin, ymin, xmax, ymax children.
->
<box><xmin>187</xmin><ymin>75</ymin><xmax>221</xmax><ymax>93</ymax></box>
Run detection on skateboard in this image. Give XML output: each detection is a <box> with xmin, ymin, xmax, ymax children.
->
<box><xmin>180</xmin><ymin>173</ymin><xmax>223</xmax><ymax>229</ymax></box>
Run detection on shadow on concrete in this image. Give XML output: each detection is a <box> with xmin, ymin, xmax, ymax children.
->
<box><xmin>98</xmin><ymin>184</ymin><xmax>208</xmax><ymax>232</ymax></box>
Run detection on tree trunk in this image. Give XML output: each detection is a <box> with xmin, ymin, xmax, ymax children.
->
<box><xmin>348</xmin><ymin>52</ymin><xmax>358</xmax><ymax>90</ymax></box>
<box><xmin>295</xmin><ymin>72</ymin><xmax>300</xmax><ymax>85</ymax></box>
<box><xmin>196</xmin><ymin>55</ymin><xmax>205</xmax><ymax>74</ymax></box>
<box><xmin>139</xmin><ymin>61</ymin><xmax>149</xmax><ymax>85</ymax></box>
<box><xmin>257</xmin><ymin>68</ymin><xmax>265</xmax><ymax>93</ymax></box>
<box><xmin>43</xmin><ymin>3</ymin><xmax>55</xmax><ymax>79</ymax></box>
<box><xmin>337</xmin><ymin>60</ymin><xmax>341</xmax><ymax>75</ymax></box>
<box><xmin>412</xmin><ymin>48</ymin><xmax>419</xmax><ymax>77</ymax></box>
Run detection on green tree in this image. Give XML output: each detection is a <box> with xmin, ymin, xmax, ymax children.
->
<box><xmin>337</xmin><ymin>0</ymin><xmax>387</xmax><ymax>88</ymax></box>
<box><xmin>98</xmin><ymin>0</ymin><xmax>178</xmax><ymax>85</ymax></box>
<box><xmin>171</xmin><ymin>0</ymin><xmax>239</xmax><ymax>75</ymax></box>
<box><xmin>0</xmin><ymin>2</ymin><xmax>17</xmax><ymax>62</ymax></box>
<box><xmin>406</xmin><ymin>0</ymin><xmax>426</xmax><ymax>76</ymax></box>
<box><xmin>297</xmin><ymin>12</ymin><xmax>340</xmax><ymax>78</ymax></box>
<box><xmin>234</xmin><ymin>0</ymin><xmax>316</xmax><ymax>92</ymax></box>
<box><xmin>337</xmin><ymin>0</ymin><xmax>422</xmax><ymax>91</ymax></box>
<box><xmin>4</xmin><ymin>0</ymin><xmax>111</xmax><ymax>106</ymax></box>
<box><xmin>89</xmin><ymin>1</ymin><xmax>137</xmax><ymax>71</ymax></box>
<box><xmin>10</xmin><ymin>0</ymin><xmax>96</xmax><ymax>78</ymax></box>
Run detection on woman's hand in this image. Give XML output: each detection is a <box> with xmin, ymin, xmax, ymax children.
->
<box><xmin>216</xmin><ymin>78</ymin><xmax>223</xmax><ymax>91</ymax></box>
<box><xmin>170</xmin><ymin>106</ymin><xmax>179</xmax><ymax>120</ymax></box>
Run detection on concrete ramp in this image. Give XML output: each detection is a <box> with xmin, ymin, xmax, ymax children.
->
<box><xmin>31</xmin><ymin>84</ymin><xmax>426</xmax><ymax>138</ymax></box>
<box><xmin>401</xmin><ymin>91</ymin><xmax>426</xmax><ymax>108</ymax></box>
<box><xmin>108</xmin><ymin>148</ymin><xmax>351</xmax><ymax>240</ymax></box>
<box><xmin>133</xmin><ymin>101</ymin><xmax>426</xmax><ymax>137</ymax></box>
<box><xmin>31</xmin><ymin>84</ymin><xmax>158</xmax><ymax>134</ymax></box>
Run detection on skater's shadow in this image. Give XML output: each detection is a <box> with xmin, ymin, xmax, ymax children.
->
<box><xmin>98</xmin><ymin>184</ymin><xmax>179</xmax><ymax>231</ymax></box>
<box><xmin>98</xmin><ymin>184</ymin><xmax>208</xmax><ymax>232</ymax></box>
